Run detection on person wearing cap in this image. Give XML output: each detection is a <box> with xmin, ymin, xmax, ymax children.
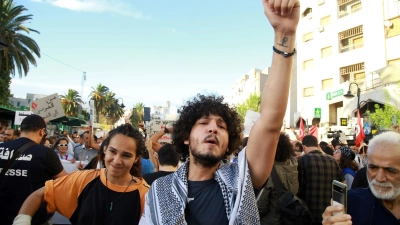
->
<box><xmin>333</xmin><ymin>146</ymin><xmax>358</xmax><ymax>190</ymax></box>
<box><xmin>0</xmin><ymin>114</ymin><xmax>67</xmax><ymax>225</ymax></box>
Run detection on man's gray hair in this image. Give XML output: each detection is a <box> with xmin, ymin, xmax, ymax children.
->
<box><xmin>369</xmin><ymin>131</ymin><xmax>400</xmax><ymax>152</ymax></box>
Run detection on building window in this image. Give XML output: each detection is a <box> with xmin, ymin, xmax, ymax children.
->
<box><xmin>322</xmin><ymin>79</ymin><xmax>333</xmax><ymax>90</ymax></box>
<box><xmin>320</xmin><ymin>15</ymin><xmax>331</xmax><ymax>26</ymax></box>
<box><xmin>354</xmin><ymin>72</ymin><xmax>365</xmax><ymax>83</ymax></box>
<box><xmin>388</xmin><ymin>58</ymin><xmax>400</xmax><ymax>65</ymax></box>
<box><xmin>321</xmin><ymin>46</ymin><xmax>332</xmax><ymax>58</ymax></box>
<box><xmin>17</xmin><ymin>102</ymin><xmax>20</xmax><ymax>107</ymax></box>
<box><xmin>386</xmin><ymin>16</ymin><xmax>400</xmax><ymax>38</ymax></box>
<box><xmin>304</xmin><ymin>87</ymin><xmax>314</xmax><ymax>97</ymax></box>
<box><xmin>303</xmin><ymin>8</ymin><xmax>312</xmax><ymax>19</ymax></box>
<box><xmin>339</xmin><ymin>25</ymin><xmax>363</xmax><ymax>53</ymax></box>
<box><xmin>303</xmin><ymin>59</ymin><xmax>314</xmax><ymax>70</ymax></box>
<box><xmin>338</xmin><ymin>0</ymin><xmax>362</xmax><ymax>18</ymax></box>
<box><xmin>303</xmin><ymin>32</ymin><xmax>313</xmax><ymax>42</ymax></box>
<box><xmin>340</xmin><ymin>62</ymin><xmax>364</xmax><ymax>83</ymax></box>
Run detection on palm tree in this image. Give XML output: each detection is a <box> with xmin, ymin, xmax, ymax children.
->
<box><xmin>103</xmin><ymin>92</ymin><xmax>124</xmax><ymax>124</ymax></box>
<box><xmin>0</xmin><ymin>0</ymin><xmax>41</xmax><ymax>105</ymax></box>
<box><xmin>129</xmin><ymin>102</ymin><xmax>145</xmax><ymax>128</ymax></box>
<box><xmin>89</xmin><ymin>83</ymin><xmax>109</xmax><ymax>123</ymax></box>
<box><xmin>134</xmin><ymin>102</ymin><xmax>145</xmax><ymax>123</ymax></box>
<box><xmin>60</xmin><ymin>89</ymin><xmax>83</xmax><ymax>117</ymax></box>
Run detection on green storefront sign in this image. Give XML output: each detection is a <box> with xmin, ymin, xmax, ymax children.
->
<box><xmin>326</xmin><ymin>89</ymin><xmax>344</xmax><ymax>100</ymax></box>
<box><xmin>314</xmin><ymin>108</ymin><xmax>321</xmax><ymax>118</ymax></box>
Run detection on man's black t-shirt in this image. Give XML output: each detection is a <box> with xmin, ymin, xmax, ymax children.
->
<box><xmin>143</xmin><ymin>171</ymin><xmax>174</xmax><ymax>185</ymax></box>
<box><xmin>185</xmin><ymin>179</ymin><xmax>228</xmax><ymax>225</ymax></box>
<box><xmin>0</xmin><ymin>137</ymin><xmax>64</xmax><ymax>225</ymax></box>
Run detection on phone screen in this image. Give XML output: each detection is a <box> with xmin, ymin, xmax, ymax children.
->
<box><xmin>332</xmin><ymin>181</ymin><xmax>347</xmax><ymax>216</ymax></box>
<box><xmin>393</xmin><ymin>115</ymin><xmax>398</xmax><ymax>126</ymax></box>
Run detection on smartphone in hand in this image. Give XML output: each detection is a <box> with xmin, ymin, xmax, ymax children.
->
<box><xmin>393</xmin><ymin>115</ymin><xmax>398</xmax><ymax>126</ymax></box>
<box><xmin>332</xmin><ymin>180</ymin><xmax>347</xmax><ymax>216</ymax></box>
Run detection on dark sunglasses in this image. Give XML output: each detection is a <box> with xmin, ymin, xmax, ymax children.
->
<box><xmin>57</xmin><ymin>144</ymin><xmax>68</xmax><ymax>147</ymax></box>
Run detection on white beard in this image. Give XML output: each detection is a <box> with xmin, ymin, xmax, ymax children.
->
<box><xmin>367</xmin><ymin>175</ymin><xmax>400</xmax><ymax>200</ymax></box>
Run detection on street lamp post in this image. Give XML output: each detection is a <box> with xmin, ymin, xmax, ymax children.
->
<box><xmin>343</xmin><ymin>82</ymin><xmax>361</xmax><ymax>111</ymax></box>
<box><xmin>117</xmin><ymin>98</ymin><xmax>125</xmax><ymax>109</ymax></box>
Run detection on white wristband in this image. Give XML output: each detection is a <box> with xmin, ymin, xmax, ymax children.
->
<box><xmin>13</xmin><ymin>214</ymin><xmax>32</xmax><ymax>225</ymax></box>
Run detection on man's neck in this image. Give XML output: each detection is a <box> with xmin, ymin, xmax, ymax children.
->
<box><xmin>304</xmin><ymin>147</ymin><xmax>321</xmax><ymax>154</ymax></box>
<box><xmin>19</xmin><ymin>133</ymin><xmax>39</xmax><ymax>144</ymax></box>
<box><xmin>158</xmin><ymin>165</ymin><xmax>177</xmax><ymax>172</ymax></box>
<box><xmin>188</xmin><ymin>161</ymin><xmax>219</xmax><ymax>181</ymax></box>
<box><xmin>382</xmin><ymin>197</ymin><xmax>400</xmax><ymax>219</ymax></box>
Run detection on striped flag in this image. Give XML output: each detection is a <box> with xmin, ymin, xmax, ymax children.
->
<box><xmin>310</xmin><ymin>125</ymin><xmax>319</xmax><ymax>142</ymax></box>
<box><xmin>299</xmin><ymin>117</ymin><xmax>305</xmax><ymax>140</ymax></box>
<box><xmin>355</xmin><ymin>109</ymin><xmax>365</xmax><ymax>147</ymax></box>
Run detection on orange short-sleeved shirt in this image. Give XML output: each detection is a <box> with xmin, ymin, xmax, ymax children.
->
<box><xmin>44</xmin><ymin>169</ymin><xmax>149</xmax><ymax>224</ymax></box>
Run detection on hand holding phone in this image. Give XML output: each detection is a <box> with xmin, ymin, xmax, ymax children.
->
<box><xmin>332</xmin><ymin>180</ymin><xmax>347</xmax><ymax>216</ymax></box>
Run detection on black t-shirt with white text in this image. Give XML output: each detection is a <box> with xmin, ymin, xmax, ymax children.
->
<box><xmin>0</xmin><ymin>137</ymin><xmax>63</xmax><ymax>225</ymax></box>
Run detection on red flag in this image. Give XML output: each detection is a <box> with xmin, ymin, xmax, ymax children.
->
<box><xmin>355</xmin><ymin>109</ymin><xmax>365</xmax><ymax>147</ymax></box>
<box><xmin>310</xmin><ymin>125</ymin><xmax>319</xmax><ymax>142</ymax></box>
<box><xmin>299</xmin><ymin>117</ymin><xmax>305</xmax><ymax>140</ymax></box>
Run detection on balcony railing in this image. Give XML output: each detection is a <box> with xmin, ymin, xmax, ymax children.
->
<box><xmin>340</xmin><ymin>42</ymin><xmax>364</xmax><ymax>53</ymax></box>
<box><xmin>339</xmin><ymin>4</ymin><xmax>362</xmax><ymax>18</ymax></box>
<box><xmin>353</xmin><ymin>72</ymin><xmax>383</xmax><ymax>92</ymax></box>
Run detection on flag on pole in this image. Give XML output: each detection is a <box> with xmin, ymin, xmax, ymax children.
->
<box><xmin>310</xmin><ymin>125</ymin><xmax>319</xmax><ymax>142</ymax></box>
<box><xmin>355</xmin><ymin>109</ymin><xmax>365</xmax><ymax>147</ymax></box>
<box><xmin>299</xmin><ymin>117</ymin><xmax>305</xmax><ymax>140</ymax></box>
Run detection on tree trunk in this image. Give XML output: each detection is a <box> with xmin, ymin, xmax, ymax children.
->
<box><xmin>0</xmin><ymin>58</ymin><xmax>11</xmax><ymax>106</ymax></box>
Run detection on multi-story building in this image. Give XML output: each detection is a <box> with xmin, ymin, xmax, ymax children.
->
<box><xmin>228</xmin><ymin>68</ymin><xmax>269</xmax><ymax>106</ymax></box>
<box><xmin>9</xmin><ymin>93</ymin><xmax>47</xmax><ymax>109</ymax></box>
<box><xmin>294</xmin><ymin>0</ymin><xmax>400</xmax><ymax>134</ymax></box>
<box><xmin>151</xmin><ymin>101</ymin><xmax>171</xmax><ymax>120</ymax></box>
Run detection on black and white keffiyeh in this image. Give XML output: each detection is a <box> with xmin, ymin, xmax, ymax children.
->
<box><xmin>140</xmin><ymin>148</ymin><xmax>260</xmax><ymax>225</ymax></box>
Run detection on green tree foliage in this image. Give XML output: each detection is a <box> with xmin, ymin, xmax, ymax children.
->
<box><xmin>129</xmin><ymin>102</ymin><xmax>145</xmax><ymax>128</ymax></box>
<box><xmin>369</xmin><ymin>85</ymin><xmax>400</xmax><ymax>129</ymax></box>
<box><xmin>236</xmin><ymin>92</ymin><xmax>261</xmax><ymax>120</ymax></box>
<box><xmin>60</xmin><ymin>89</ymin><xmax>83</xmax><ymax>117</ymax></box>
<box><xmin>89</xmin><ymin>84</ymin><xmax>125</xmax><ymax>125</ymax></box>
<box><xmin>103</xmin><ymin>91</ymin><xmax>124</xmax><ymax>125</ymax></box>
<box><xmin>89</xmin><ymin>83</ymin><xmax>109</xmax><ymax>122</ymax></box>
<box><xmin>0</xmin><ymin>0</ymin><xmax>41</xmax><ymax>105</ymax></box>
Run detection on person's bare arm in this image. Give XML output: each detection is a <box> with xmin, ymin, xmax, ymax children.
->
<box><xmin>246</xmin><ymin>0</ymin><xmax>300</xmax><ymax>189</ymax></box>
<box><xmin>147</xmin><ymin>139</ymin><xmax>159</xmax><ymax>172</ymax></box>
<box><xmin>13</xmin><ymin>188</ymin><xmax>45</xmax><ymax>224</ymax></box>
<box><xmin>150</xmin><ymin>127</ymin><xmax>173</xmax><ymax>152</ymax></box>
<box><xmin>88</xmin><ymin>127</ymin><xmax>100</xmax><ymax>151</ymax></box>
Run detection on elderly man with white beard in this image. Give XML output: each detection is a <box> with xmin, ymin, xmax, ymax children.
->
<box><xmin>322</xmin><ymin>131</ymin><xmax>400</xmax><ymax>224</ymax></box>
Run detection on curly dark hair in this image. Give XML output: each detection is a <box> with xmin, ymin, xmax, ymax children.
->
<box><xmin>106</xmin><ymin>124</ymin><xmax>145</xmax><ymax>177</ymax></box>
<box><xmin>339</xmin><ymin>154</ymin><xmax>358</xmax><ymax>171</ymax></box>
<box><xmin>173</xmin><ymin>94</ymin><xmax>243</xmax><ymax>162</ymax></box>
<box><xmin>275</xmin><ymin>133</ymin><xmax>294</xmax><ymax>162</ymax></box>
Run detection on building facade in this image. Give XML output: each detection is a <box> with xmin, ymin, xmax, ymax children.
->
<box><xmin>9</xmin><ymin>93</ymin><xmax>47</xmax><ymax>109</ymax></box>
<box><xmin>151</xmin><ymin>101</ymin><xmax>171</xmax><ymax>120</ymax></box>
<box><xmin>294</xmin><ymin>0</ymin><xmax>400</xmax><ymax>135</ymax></box>
<box><xmin>228</xmin><ymin>68</ymin><xmax>269</xmax><ymax>106</ymax></box>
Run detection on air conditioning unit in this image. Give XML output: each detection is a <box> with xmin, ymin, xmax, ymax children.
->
<box><xmin>318</xmin><ymin>26</ymin><xmax>325</xmax><ymax>32</ymax></box>
<box><xmin>318</xmin><ymin>0</ymin><xmax>325</xmax><ymax>6</ymax></box>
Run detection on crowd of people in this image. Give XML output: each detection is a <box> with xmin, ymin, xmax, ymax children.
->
<box><xmin>1</xmin><ymin>1</ymin><xmax>400</xmax><ymax>224</ymax></box>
